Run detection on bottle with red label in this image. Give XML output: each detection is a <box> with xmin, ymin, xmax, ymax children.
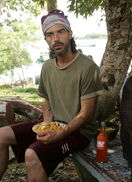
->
<box><xmin>96</xmin><ymin>121</ymin><xmax>107</xmax><ymax>163</ymax></box>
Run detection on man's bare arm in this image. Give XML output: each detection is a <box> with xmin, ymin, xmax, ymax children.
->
<box><xmin>62</xmin><ymin>97</ymin><xmax>97</xmax><ymax>136</ymax></box>
<box><xmin>37</xmin><ymin>97</ymin><xmax>97</xmax><ymax>144</ymax></box>
<box><xmin>43</xmin><ymin>99</ymin><xmax>54</xmax><ymax>122</ymax></box>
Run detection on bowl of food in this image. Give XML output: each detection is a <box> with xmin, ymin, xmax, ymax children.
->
<box><xmin>32</xmin><ymin>121</ymin><xmax>65</xmax><ymax>134</ymax></box>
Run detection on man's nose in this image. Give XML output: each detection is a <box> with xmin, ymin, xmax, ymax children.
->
<box><xmin>53</xmin><ymin>33</ymin><xmax>59</xmax><ymax>41</ymax></box>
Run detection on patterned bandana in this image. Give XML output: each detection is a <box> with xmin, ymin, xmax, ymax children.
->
<box><xmin>41</xmin><ymin>11</ymin><xmax>71</xmax><ymax>35</ymax></box>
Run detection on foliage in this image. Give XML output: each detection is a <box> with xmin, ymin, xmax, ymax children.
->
<box><xmin>0</xmin><ymin>0</ymin><xmax>47</xmax><ymax>29</ymax></box>
<box><xmin>32</xmin><ymin>0</ymin><xmax>47</xmax><ymax>8</ymax></box>
<box><xmin>0</xmin><ymin>0</ymin><xmax>43</xmax><ymax>17</ymax></box>
<box><xmin>0</xmin><ymin>84</ymin><xmax>43</xmax><ymax>105</ymax></box>
<box><xmin>68</xmin><ymin>0</ymin><xmax>106</xmax><ymax>18</ymax></box>
<box><xmin>0</xmin><ymin>0</ymin><xmax>106</xmax><ymax>23</ymax></box>
<box><xmin>31</xmin><ymin>0</ymin><xmax>57</xmax><ymax>11</ymax></box>
<box><xmin>0</xmin><ymin>19</ymin><xmax>40</xmax><ymax>74</ymax></box>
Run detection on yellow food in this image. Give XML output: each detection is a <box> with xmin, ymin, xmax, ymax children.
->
<box><xmin>34</xmin><ymin>122</ymin><xmax>63</xmax><ymax>133</ymax></box>
<box><xmin>34</xmin><ymin>125</ymin><xmax>42</xmax><ymax>133</ymax></box>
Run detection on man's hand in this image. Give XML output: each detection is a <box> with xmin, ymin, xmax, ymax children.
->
<box><xmin>36</xmin><ymin>130</ymin><xmax>64</xmax><ymax>144</ymax></box>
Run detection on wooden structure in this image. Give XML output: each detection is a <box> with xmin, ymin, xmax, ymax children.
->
<box><xmin>73</xmin><ymin>134</ymin><xmax>131</xmax><ymax>182</ymax></box>
<box><xmin>0</xmin><ymin>97</ymin><xmax>43</xmax><ymax>126</ymax></box>
<box><xmin>0</xmin><ymin>101</ymin><xmax>15</xmax><ymax>125</ymax></box>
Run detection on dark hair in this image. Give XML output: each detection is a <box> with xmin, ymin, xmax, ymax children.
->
<box><xmin>49</xmin><ymin>9</ymin><xmax>65</xmax><ymax>15</ymax></box>
<box><xmin>49</xmin><ymin>37</ymin><xmax>77</xmax><ymax>59</ymax></box>
<box><xmin>70</xmin><ymin>38</ymin><xmax>77</xmax><ymax>53</ymax></box>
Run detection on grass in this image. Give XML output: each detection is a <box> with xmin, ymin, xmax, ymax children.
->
<box><xmin>0</xmin><ymin>84</ymin><xmax>44</xmax><ymax>106</ymax></box>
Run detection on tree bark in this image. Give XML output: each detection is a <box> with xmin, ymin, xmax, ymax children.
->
<box><xmin>98</xmin><ymin>0</ymin><xmax>132</xmax><ymax>120</ymax></box>
<box><xmin>47</xmin><ymin>0</ymin><xmax>58</xmax><ymax>12</ymax></box>
<box><xmin>0</xmin><ymin>0</ymin><xmax>4</xmax><ymax>15</ymax></box>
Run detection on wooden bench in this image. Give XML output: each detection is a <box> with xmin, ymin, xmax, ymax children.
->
<box><xmin>0</xmin><ymin>97</ymin><xmax>43</xmax><ymax>127</ymax></box>
<box><xmin>0</xmin><ymin>101</ymin><xmax>15</xmax><ymax>126</ymax></box>
<box><xmin>73</xmin><ymin>134</ymin><xmax>131</xmax><ymax>182</ymax></box>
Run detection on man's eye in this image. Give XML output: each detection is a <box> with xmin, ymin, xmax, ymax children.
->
<box><xmin>46</xmin><ymin>34</ymin><xmax>52</xmax><ymax>37</ymax></box>
<box><xmin>59</xmin><ymin>29</ymin><xmax>65</xmax><ymax>34</ymax></box>
<box><xmin>45</xmin><ymin>33</ymin><xmax>53</xmax><ymax>38</ymax></box>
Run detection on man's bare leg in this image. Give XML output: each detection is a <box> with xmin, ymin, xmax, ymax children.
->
<box><xmin>25</xmin><ymin>149</ymin><xmax>49</xmax><ymax>182</ymax></box>
<box><xmin>0</xmin><ymin>126</ymin><xmax>16</xmax><ymax>179</ymax></box>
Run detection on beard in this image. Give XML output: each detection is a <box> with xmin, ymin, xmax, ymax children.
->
<box><xmin>49</xmin><ymin>40</ymin><xmax>70</xmax><ymax>59</ymax></box>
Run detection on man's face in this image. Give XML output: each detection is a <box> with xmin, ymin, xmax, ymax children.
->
<box><xmin>45</xmin><ymin>24</ymin><xmax>72</xmax><ymax>57</ymax></box>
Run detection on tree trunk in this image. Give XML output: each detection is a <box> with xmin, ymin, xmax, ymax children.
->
<box><xmin>0</xmin><ymin>0</ymin><xmax>4</xmax><ymax>15</ymax></box>
<box><xmin>98</xmin><ymin>0</ymin><xmax>132</xmax><ymax>120</ymax></box>
<box><xmin>47</xmin><ymin>0</ymin><xmax>58</xmax><ymax>12</ymax></box>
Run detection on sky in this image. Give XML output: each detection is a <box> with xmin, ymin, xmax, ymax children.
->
<box><xmin>57</xmin><ymin>0</ymin><xmax>107</xmax><ymax>37</ymax></box>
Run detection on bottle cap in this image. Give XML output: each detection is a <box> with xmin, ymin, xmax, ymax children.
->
<box><xmin>101</xmin><ymin>121</ymin><xmax>105</xmax><ymax>128</ymax></box>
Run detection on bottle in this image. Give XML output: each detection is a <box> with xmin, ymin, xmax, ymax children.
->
<box><xmin>96</xmin><ymin>121</ymin><xmax>107</xmax><ymax>163</ymax></box>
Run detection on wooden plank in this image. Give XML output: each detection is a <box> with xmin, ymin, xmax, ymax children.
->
<box><xmin>0</xmin><ymin>101</ymin><xmax>15</xmax><ymax>125</ymax></box>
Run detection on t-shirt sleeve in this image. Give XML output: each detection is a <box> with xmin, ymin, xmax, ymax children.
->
<box><xmin>81</xmin><ymin>64</ymin><xmax>103</xmax><ymax>100</ymax></box>
<box><xmin>37</xmin><ymin>65</ymin><xmax>49</xmax><ymax>99</ymax></box>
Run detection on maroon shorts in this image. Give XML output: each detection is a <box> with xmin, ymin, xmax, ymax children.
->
<box><xmin>11</xmin><ymin>120</ymin><xmax>90</xmax><ymax>176</ymax></box>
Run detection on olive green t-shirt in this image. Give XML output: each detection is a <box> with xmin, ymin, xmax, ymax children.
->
<box><xmin>38</xmin><ymin>53</ymin><xmax>103</xmax><ymax>140</ymax></box>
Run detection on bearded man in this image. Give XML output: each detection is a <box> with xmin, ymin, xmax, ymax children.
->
<box><xmin>0</xmin><ymin>10</ymin><xmax>103</xmax><ymax>182</ymax></box>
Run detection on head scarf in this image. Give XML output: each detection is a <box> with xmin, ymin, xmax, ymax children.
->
<box><xmin>41</xmin><ymin>10</ymin><xmax>71</xmax><ymax>35</ymax></box>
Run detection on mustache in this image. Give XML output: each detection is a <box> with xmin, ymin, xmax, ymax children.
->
<box><xmin>53</xmin><ymin>41</ymin><xmax>64</xmax><ymax>48</ymax></box>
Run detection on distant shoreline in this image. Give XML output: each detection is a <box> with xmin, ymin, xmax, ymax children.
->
<box><xmin>78</xmin><ymin>33</ymin><xmax>107</xmax><ymax>40</ymax></box>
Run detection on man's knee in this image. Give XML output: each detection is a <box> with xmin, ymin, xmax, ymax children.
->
<box><xmin>0</xmin><ymin>126</ymin><xmax>15</xmax><ymax>146</ymax></box>
<box><xmin>25</xmin><ymin>148</ymin><xmax>40</xmax><ymax>167</ymax></box>
<box><xmin>25</xmin><ymin>148</ymin><xmax>35</xmax><ymax>161</ymax></box>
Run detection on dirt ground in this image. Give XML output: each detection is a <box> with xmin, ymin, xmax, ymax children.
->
<box><xmin>0</xmin><ymin>113</ymin><xmax>80</xmax><ymax>182</ymax></box>
<box><xmin>1</xmin><ymin>150</ymin><xmax>80</xmax><ymax>182</ymax></box>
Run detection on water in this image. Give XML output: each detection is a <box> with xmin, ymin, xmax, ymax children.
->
<box><xmin>0</xmin><ymin>39</ymin><xmax>107</xmax><ymax>85</ymax></box>
<box><xmin>76</xmin><ymin>39</ymin><xmax>107</xmax><ymax>66</ymax></box>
